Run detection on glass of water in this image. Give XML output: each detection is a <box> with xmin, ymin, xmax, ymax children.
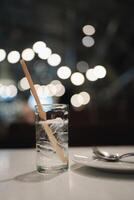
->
<box><xmin>35</xmin><ymin>104</ymin><xmax>68</xmax><ymax>173</ymax></box>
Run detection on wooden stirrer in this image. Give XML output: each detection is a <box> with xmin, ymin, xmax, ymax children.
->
<box><xmin>20</xmin><ymin>59</ymin><xmax>68</xmax><ymax>163</ymax></box>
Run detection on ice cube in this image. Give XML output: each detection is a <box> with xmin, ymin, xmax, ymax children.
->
<box><xmin>48</xmin><ymin>118</ymin><xmax>64</xmax><ymax>133</ymax></box>
<box><xmin>49</xmin><ymin>118</ymin><xmax>68</xmax><ymax>143</ymax></box>
<box><xmin>46</xmin><ymin>117</ymin><xmax>63</xmax><ymax>125</ymax></box>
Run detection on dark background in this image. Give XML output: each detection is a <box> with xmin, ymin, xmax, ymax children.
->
<box><xmin>0</xmin><ymin>0</ymin><xmax>134</xmax><ymax>147</ymax></box>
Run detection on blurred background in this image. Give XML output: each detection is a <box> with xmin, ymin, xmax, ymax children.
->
<box><xmin>0</xmin><ymin>0</ymin><xmax>134</xmax><ymax>148</ymax></box>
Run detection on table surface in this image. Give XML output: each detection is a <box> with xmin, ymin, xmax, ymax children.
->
<box><xmin>0</xmin><ymin>146</ymin><xmax>134</xmax><ymax>200</ymax></box>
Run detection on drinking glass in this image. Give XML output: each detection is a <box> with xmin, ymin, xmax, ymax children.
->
<box><xmin>35</xmin><ymin>104</ymin><xmax>68</xmax><ymax>173</ymax></box>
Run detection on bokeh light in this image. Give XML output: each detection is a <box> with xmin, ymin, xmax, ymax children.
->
<box><xmin>7</xmin><ymin>51</ymin><xmax>20</xmax><ymax>64</ymax></box>
<box><xmin>71</xmin><ymin>91</ymin><xmax>90</xmax><ymax>107</ymax></box>
<box><xmin>70</xmin><ymin>94</ymin><xmax>82</xmax><ymax>107</ymax></box>
<box><xmin>33</xmin><ymin>41</ymin><xmax>46</xmax><ymax>54</ymax></box>
<box><xmin>38</xmin><ymin>47</ymin><xmax>52</xmax><ymax>60</ymax></box>
<box><xmin>19</xmin><ymin>77</ymin><xmax>30</xmax><ymax>91</ymax></box>
<box><xmin>22</xmin><ymin>48</ymin><xmax>35</xmax><ymax>61</ymax></box>
<box><xmin>47</xmin><ymin>53</ymin><xmax>61</xmax><ymax>66</ymax></box>
<box><xmin>82</xmin><ymin>36</ymin><xmax>95</xmax><ymax>47</ymax></box>
<box><xmin>0</xmin><ymin>84</ymin><xmax>17</xmax><ymax>100</ymax></box>
<box><xmin>86</xmin><ymin>68</ymin><xmax>98</xmax><ymax>81</ymax></box>
<box><xmin>76</xmin><ymin>61</ymin><xmax>89</xmax><ymax>73</ymax></box>
<box><xmin>51</xmin><ymin>80</ymin><xmax>61</xmax><ymax>85</ymax></box>
<box><xmin>55</xmin><ymin>84</ymin><xmax>65</xmax><ymax>97</ymax></box>
<box><xmin>82</xmin><ymin>25</ymin><xmax>95</xmax><ymax>35</ymax></box>
<box><xmin>94</xmin><ymin>65</ymin><xmax>107</xmax><ymax>79</ymax></box>
<box><xmin>50</xmin><ymin>80</ymin><xmax>65</xmax><ymax>97</ymax></box>
<box><xmin>30</xmin><ymin>81</ymin><xmax>65</xmax><ymax>98</ymax></box>
<box><xmin>79</xmin><ymin>91</ymin><xmax>90</xmax><ymax>105</ymax></box>
<box><xmin>57</xmin><ymin>66</ymin><xmax>71</xmax><ymax>79</ymax></box>
<box><xmin>0</xmin><ymin>49</ymin><xmax>6</xmax><ymax>62</ymax></box>
<box><xmin>6</xmin><ymin>85</ymin><xmax>18</xmax><ymax>98</ymax></box>
<box><xmin>28</xmin><ymin>85</ymin><xmax>53</xmax><ymax>109</ymax></box>
<box><xmin>71</xmin><ymin>72</ymin><xmax>85</xmax><ymax>86</ymax></box>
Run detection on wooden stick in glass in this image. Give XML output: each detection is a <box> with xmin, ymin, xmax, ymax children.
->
<box><xmin>20</xmin><ymin>59</ymin><xmax>68</xmax><ymax>163</ymax></box>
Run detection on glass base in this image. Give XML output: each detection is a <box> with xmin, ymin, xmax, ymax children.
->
<box><xmin>37</xmin><ymin>164</ymin><xmax>68</xmax><ymax>174</ymax></box>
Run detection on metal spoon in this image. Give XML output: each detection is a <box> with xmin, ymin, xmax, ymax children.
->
<box><xmin>92</xmin><ymin>147</ymin><xmax>134</xmax><ymax>162</ymax></box>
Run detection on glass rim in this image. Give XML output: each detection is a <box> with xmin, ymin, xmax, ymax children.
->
<box><xmin>35</xmin><ymin>103</ymin><xmax>67</xmax><ymax>108</ymax></box>
<box><xmin>35</xmin><ymin>104</ymin><xmax>68</xmax><ymax>112</ymax></box>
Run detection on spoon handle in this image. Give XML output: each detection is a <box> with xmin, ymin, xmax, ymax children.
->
<box><xmin>119</xmin><ymin>152</ymin><xmax>134</xmax><ymax>159</ymax></box>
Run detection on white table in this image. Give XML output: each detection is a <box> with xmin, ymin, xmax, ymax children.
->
<box><xmin>0</xmin><ymin>146</ymin><xmax>134</xmax><ymax>200</ymax></box>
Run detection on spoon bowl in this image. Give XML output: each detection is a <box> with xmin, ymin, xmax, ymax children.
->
<box><xmin>92</xmin><ymin>147</ymin><xmax>134</xmax><ymax>162</ymax></box>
